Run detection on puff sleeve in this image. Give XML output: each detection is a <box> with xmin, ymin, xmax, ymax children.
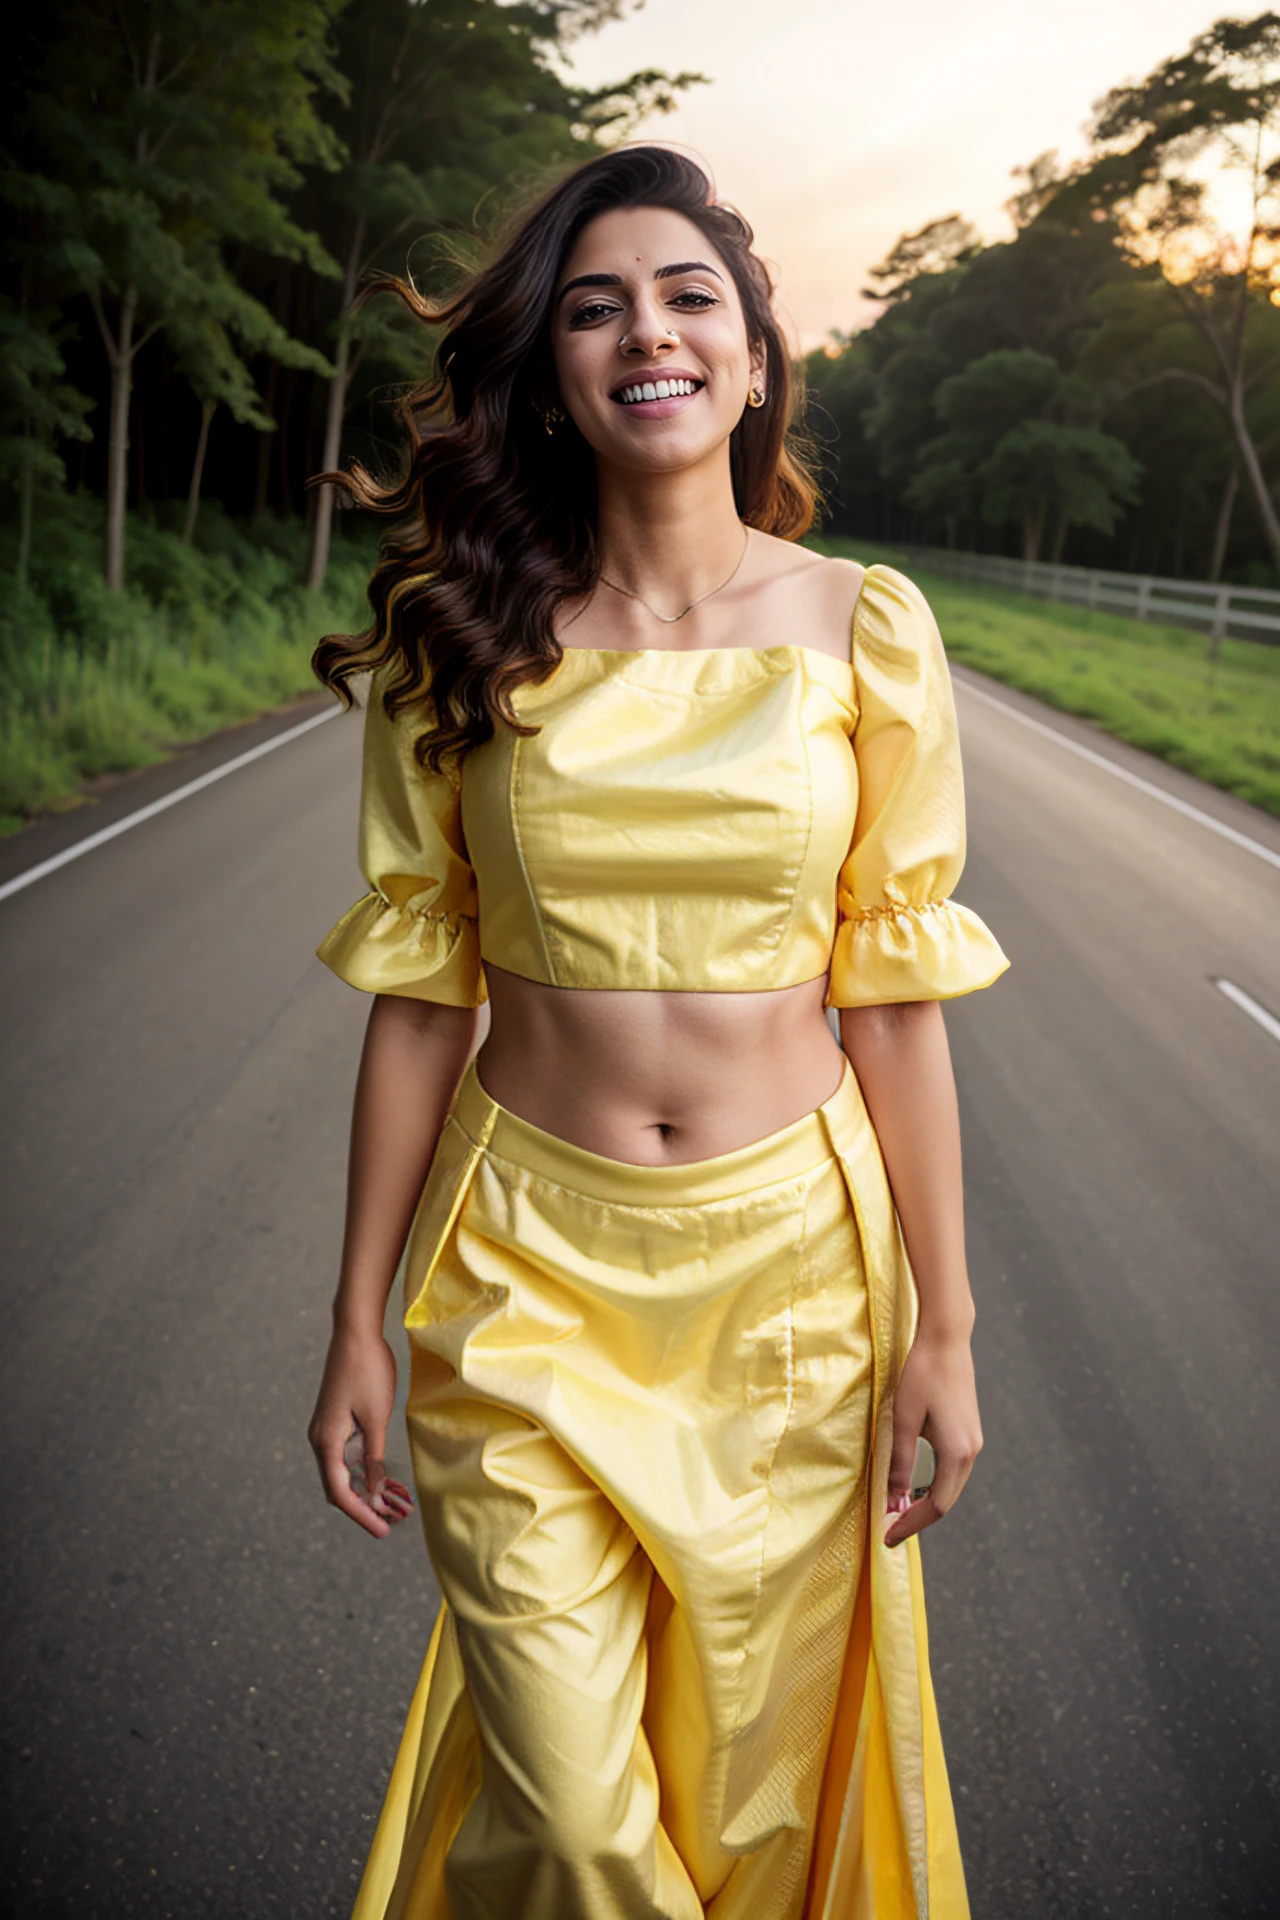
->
<box><xmin>316</xmin><ymin>672</ymin><xmax>485</xmax><ymax>1005</ymax></box>
<box><xmin>826</xmin><ymin>565</ymin><xmax>1009</xmax><ymax>1008</ymax></box>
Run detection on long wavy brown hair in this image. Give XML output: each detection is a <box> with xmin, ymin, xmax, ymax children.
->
<box><xmin>312</xmin><ymin>145</ymin><xmax>819</xmax><ymax>768</ymax></box>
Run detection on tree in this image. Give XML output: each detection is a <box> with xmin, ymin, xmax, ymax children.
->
<box><xmin>861</xmin><ymin>214</ymin><xmax>981</xmax><ymax>305</ymax></box>
<box><xmin>0</xmin><ymin>297</ymin><xmax>92</xmax><ymax>584</ymax></box>
<box><xmin>1077</xmin><ymin>272</ymin><xmax>1280</xmax><ymax>575</ymax></box>
<box><xmin>978</xmin><ymin>421</ymin><xmax>1142</xmax><ymax>561</ymax></box>
<box><xmin>304</xmin><ymin>0</ymin><xmax>702</xmax><ymax>588</ymax></box>
<box><xmin>165</xmin><ymin>264</ymin><xmax>334</xmax><ymax>546</ymax></box>
<box><xmin>905</xmin><ymin>349</ymin><xmax>1141</xmax><ymax>560</ymax></box>
<box><xmin>903</xmin><ymin>348</ymin><xmax>1061</xmax><ymax>535</ymax></box>
<box><xmin>802</xmin><ymin>204</ymin><xmax>1132</xmax><ymax>546</ymax></box>
<box><xmin>8</xmin><ymin>0</ymin><xmax>345</xmax><ymax>588</ymax></box>
<box><xmin>1054</xmin><ymin>11</ymin><xmax>1280</xmax><ymax>572</ymax></box>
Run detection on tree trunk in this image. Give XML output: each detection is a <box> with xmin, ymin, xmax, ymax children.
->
<box><xmin>307</xmin><ymin>317</ymin><xmax>351</xmax><ymax>589</ymax></box>
<box><xmin>160</xmin><ymin>336</ymin><xmax>172</xmax><ymax>501</ymax></box>
<box><xmin>1208</xmin><ymin>462</ymin><xmax>1239</xmax><ymax>582</ymax></box>
<box><xmin>1050</xmin><ymin>509</ymin><xmax>1069</xmax><ymax>565</ymax></box>
<box><xmin>253</xmin><ymin>358</ymin><xmax>280</xmax><ymax>516</ymax></box>
<box><xmin>183</xmin><ymin>398</ymin><xmax>216</xmax><ymax>545</ymax></box>
<box><xmin>308</xmin><ymin>217</ymin><xmax>365</xmax><ymax>591</ymax></box>
<box><xmin>135</xmin><ymin>377</ymin><xmax>147</xmax><ymax>511</ymax></box>
<box><xmin>17</xmin><ymin>439</ymin><xmax>34</xmax><ymax>589</ymax></box>
<box><xmin>104</xmin><ymin>286</ymin><xmax>137</xmax><ymax>590</ymax></box>
<box><xmin>1228</xmin><ymin>392</ymin><xmax>1280</xmax><ymax>578</ymax></box>
<box><xmin>1022</xmin><ymin>498</ymin><xmax>1045</xmax><ymax>563</ymax></box>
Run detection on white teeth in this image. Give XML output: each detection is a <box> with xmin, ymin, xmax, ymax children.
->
<box><xmin>617</xmin><ymin>378</ymin><xmax>698</xmax><ymax>403</ymax></box>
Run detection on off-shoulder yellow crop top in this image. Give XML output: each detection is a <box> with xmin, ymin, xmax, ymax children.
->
<box><xmin>318</xmin><ymin>564</ymin><xmax>1008</xmax><ymax>1009</ymax></box>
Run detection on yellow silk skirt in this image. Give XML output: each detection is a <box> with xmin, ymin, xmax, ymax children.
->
<box><xmin>352</xmin><ymin>1060</ymin><xmax>969</xmax><ymax>1920</ymax></box>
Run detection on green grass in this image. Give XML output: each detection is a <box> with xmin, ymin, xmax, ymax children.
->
<box><xmin>0</xmin><ymin>495</ymin><xmax>372</xmax><ymax>835</ymax></box>
<box><xmin>813</xmin><ymin>536</ymin><xmax>1280</xmax><ymax>818</ymax></box>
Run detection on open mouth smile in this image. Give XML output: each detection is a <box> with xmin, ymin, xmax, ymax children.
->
<box><xmin>613</xmin><ymin>376</ymin><xmax>702</xmax><ymax>405</ymax></box>
<box><xmin>608</xmin><ymin>369</ymin><xmax>705</xmax><ymax>417</ymax></box>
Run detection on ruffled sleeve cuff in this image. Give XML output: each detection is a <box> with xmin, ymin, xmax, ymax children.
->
<box><xmin>317</xmin><ymin>892</ymin><xmax>486</xmax><ymax>1006</ymax></box>
<box><xmin>826</xmin><ymin>896</ymin><xmax>1009</xmax><ymax>1009</ymax></box>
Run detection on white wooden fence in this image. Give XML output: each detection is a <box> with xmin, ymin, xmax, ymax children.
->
<box><xmin>904</xmin><ymin>545</ymin><xmax>1280</xmax><ymax>646</ymax></box>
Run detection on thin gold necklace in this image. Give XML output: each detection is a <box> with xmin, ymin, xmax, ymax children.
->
<box><xmin>598</xmin><ymin>524</ymin><xmax>751</xmax><ymax>625</ymax></box>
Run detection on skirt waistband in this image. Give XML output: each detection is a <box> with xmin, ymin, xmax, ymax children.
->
<box><xmin>451</xmin><ymin>1057</ymin><xmax>861</xmax><ymax>1207</ymax></box>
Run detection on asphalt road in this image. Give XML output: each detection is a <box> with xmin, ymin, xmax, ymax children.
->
<box><xmin>1</xmin><ymin>669</ymin><xmax>1278</xmax><ymax>1919</ymax></box>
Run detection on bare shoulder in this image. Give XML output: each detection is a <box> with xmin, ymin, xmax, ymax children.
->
<box><xmin>750</xmin><ymin>534</ymin><xmax>866</xmax><ymax>662</ymax></box>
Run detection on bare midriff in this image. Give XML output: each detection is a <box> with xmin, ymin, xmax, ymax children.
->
<box><xmin>476</xmin><ymin>962</ymin><xmax>847</xmax><ymax>1166</ymax></box>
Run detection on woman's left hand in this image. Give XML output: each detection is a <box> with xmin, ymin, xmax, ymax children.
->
<box><xmin>884</xmin><ymin>1331</ymin><xmax>983</xmax><ymax>1548</ymax></box>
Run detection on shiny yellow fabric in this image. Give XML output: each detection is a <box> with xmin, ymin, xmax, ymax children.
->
<box><xmin>317</xmin><ymin>564</ymin><xmax>1008</xmax><ymax>1008</ymax></box>
<box><xmin>352</xmin><ymin>1060</ymin><xmax>970</xmax><ymax>1920</ymax></box>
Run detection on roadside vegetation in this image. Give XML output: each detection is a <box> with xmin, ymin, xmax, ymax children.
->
<box><xmin>0</xmin><ymin>498</ymin><xmax>369</xmax><ymax>833</ymax></box>
<box><xmin>820</xmin><ymin>538</ymin><xmax>1280</xmax><ymax>817</ymax></box>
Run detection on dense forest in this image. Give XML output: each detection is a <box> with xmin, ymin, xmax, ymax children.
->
<box><xmin>805</xmin><ymin>14</ymin><xmax>1280</xmax><ymax>586</ymax></box>
<box><xmin>0</xmin><ymin>0</ymin><xmax>693</xmax><ymax>822</ymax></box>
<box><xmin>3</xmin><ymin>0</ymin><xmax>695</xmax><ymax>590</ymax></box>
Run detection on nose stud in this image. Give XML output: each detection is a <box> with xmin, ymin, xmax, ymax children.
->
<box><xmin>620</xmin><ymin>329</ymin><xmax>679</xmax><ymax>351</ymax></box>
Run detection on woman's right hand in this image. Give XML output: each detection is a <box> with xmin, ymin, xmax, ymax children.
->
<box><xmin>308</xmin><ymin>1326</ymin><xmax>413</xmax><ymax>1539</ymax></box>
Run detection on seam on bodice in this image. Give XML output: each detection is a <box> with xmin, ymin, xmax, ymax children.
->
<box><xmin>508</xmin><ymin>734</ymin><xmax>558</xmax><ymax>986</ymax></box>
<box><xmin>767</xmin><ymin>672</ymin><xmax>818</xmax><ymax>964</ymax></box>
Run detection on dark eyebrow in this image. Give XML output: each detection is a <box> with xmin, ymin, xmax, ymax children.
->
<box><xmin>556</xmin><ymin>271</ymin><xmax>623</xmax><ymax>306</ymax></box>
<box><xmin>655</xmin><ymin>260</ymin><xmax>723</xmax><ymax>283</ymax></box>
<box><xmin>555</xmin><ymin>260</ymin><xmax>724</xmax><ymax>307</ymax></box>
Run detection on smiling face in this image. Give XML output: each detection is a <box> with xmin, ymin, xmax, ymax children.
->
<box><xmin>549</xmin><ymin>205</ymin><xmax>766</xmax><ymax>479</ymax></box>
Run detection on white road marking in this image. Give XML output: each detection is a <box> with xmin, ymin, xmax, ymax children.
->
<box><xmin>954</xmin><ymin>677</ymin><xmax>1280</xmax><ymax>874</ymax></box>
<box><xmin>1214</xmin><ymin>978</ymin><xmax>1280</xmax><ymax>1046</ymax></box>
<box><xmin>0</xmin><ymin>706</ymin><xmax>340</xmax><ymax>907</ymax></box>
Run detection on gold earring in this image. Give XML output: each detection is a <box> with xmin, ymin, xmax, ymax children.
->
<box><xmin>747</xmin><ymin>385</ymin><xmax>766</xmax><ymax>409</ymax></box>
<box><xmin>540</xmin><ymin>401</ymin><xmax>565</xmax><ymax>434</ymax></box>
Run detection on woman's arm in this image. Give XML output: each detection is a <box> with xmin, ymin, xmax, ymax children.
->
<box><xmin>308</xmin><ymin>992</ymin><xmax>478</xmax><ymax>1538</ymax></box>
<box><xmin>839</xmin><ymin>999</ymin><xmax>983</xmax><ymax>1548</ymax></box>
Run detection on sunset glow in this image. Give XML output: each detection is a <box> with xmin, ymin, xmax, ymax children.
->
<box><xmin>563</xmin><ymin>0</ymin><xmax>1243</xmax><ymax>347</ymax></box>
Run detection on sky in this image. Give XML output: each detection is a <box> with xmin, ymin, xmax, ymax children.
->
<box><xmin>560</xmin><ymin>0</ymin><xmax>1227</xmax><ymax>351</ymax></box>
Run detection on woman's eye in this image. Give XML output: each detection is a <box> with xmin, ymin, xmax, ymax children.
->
<box><xmin>566</xmin><ymin>302</ymin><xmax>621</xmax><ymax>328</ymax></box>
<box><xmin>670</xmin><ymin>290</ymin><xmax>718</xmax><ymax>309</ymax></box>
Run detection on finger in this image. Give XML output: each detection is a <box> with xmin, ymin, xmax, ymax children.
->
<box><xmin>358</xmin><ymin>1407</ymin><xmax>389</xmax><ymax>1485</ymax></box>
<box><xmin>885</xmin><ymin>1448</ymin><xmax>978</xmax><ymax>1548</ymax></box>
<box><xmin>379</xmin><ymin>1481</ymin><xmax>414</xmax><ymax>1519</ymax></box>
<box><xmin>885</xmin><ymin>1489</ymin><xmax>939</xmax><ymax>1549</ymax></box>
<box><xmin>373</xmin><ymin>1496</ymin><xmax>412</xmax><ymax>1524</ymax></box>
<box><xmin>316</xmin><ymin>1430</ymin><xmax>391</xmax><ymax>1540</ymax></box>
<box><xmin>887</xmin><ymin>1412</ymin><xmax>921</xmax><ymax>1503</ymax></box>
<box><xmin>356</xmin><ymin>1440</ymin><xmax>414</xmax><ymax>1525</ymax></box>
<box><xmin>928</xmin><ymin>1448</ymin><xmax>974</xmax><ymax>1519</ymax></box>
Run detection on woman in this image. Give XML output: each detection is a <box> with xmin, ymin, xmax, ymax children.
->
<box><xmin>309</xmin><ymin>145</ymin><xmax>1008</xmax><ymax>1920</ymax></box>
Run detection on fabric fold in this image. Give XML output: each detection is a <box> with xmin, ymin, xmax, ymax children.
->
<box><xmin>827</xmin><ymin>896</ymin><xmax>1009</xmax><ymax>1009</ymax></box>
<box><xmin>825</xmin><ymin>565</ymin><xmax>1008</xmax><ymax>1009</ymax></box>
<box><xmin>316</xmin><ymin>669</ymin><xmax>486</xmax><ymax>1006</ymax></box>
<box><xmin>318</xmin><ymin>892</ymin><xmax>485</xmax><ymax>1005</ymax></box>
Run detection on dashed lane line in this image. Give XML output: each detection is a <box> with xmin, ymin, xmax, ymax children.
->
<box><xmin>1214</xmin><ymin>978</ymin><xmax>1280</xmax><ymax>1047</ymax></box>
